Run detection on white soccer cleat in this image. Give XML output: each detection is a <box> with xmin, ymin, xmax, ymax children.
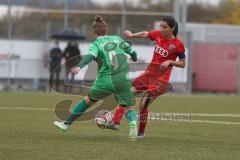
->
<box><xmin>128</xmin><ymin>121</ymin><xmax>137</xmax><ymax>141</ymax></box>
<box><xmin>53</xmin><ymin>121</ymin><xmax>69</xmax><ymax>132</ymax></box>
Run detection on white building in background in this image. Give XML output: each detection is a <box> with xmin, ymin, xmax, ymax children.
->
<box><xmin>0</xmin><ymin>39</ymin><xmax>188</xmax><ymax>85</ymax></box>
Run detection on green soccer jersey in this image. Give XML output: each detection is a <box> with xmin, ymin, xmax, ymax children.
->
<box><xmin>87</xmin><ymin>35</ymin><xmax>134</xmax><ymax>81</ymax></box>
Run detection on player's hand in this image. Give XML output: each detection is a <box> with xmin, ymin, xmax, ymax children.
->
<box><xmin>71</xmin><ymin>66</ymin><xmax>80</xmax><ymax>75</ymax></box>
<box><xmin>124</xmin><ymin>30</ymin><xmax>133</xmax><ymax>38</ymax></box>
<box><xmin>160</xmin><ymin>60</ymin><xmax>172</xmax><ymax>72</ymax></box>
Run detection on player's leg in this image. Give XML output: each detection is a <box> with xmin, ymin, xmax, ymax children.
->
<box><xmin>111</xmin><ymin>87</ymin><xmax>143</xmax><ymax>127</ymax></box>
<box><xmin>138</xmin><ymin>93</ymin><xmax>154</xmax><ymax>138</ymax></box>
<box><xmin>49</xmin><ymin>63</ymin><xmax>55</xmax><ymax>92</ymax></box>
<box><xmin>56</xmin><ymin>69</ymin><xmax>60</xmax><ymax>91</ymax></box>
<box><xmin>109</xmin><ymin>104</ymin><xmax>137</xmax><ymax>131</ymax></box>
<box><xmin>138</xmin><ymin>81</ymin><xmax>170</xmax><ymax>138</ymax></box>
<box><xmin>54</xmin><ymin>96</ymin><xmax>96</xmax><ymax>131</ymax></box>
<box><xmin>64</xmin><ymin>67</ymin><xmax>70</xmax><ymax>93</ymax></box>
<box><xmin>123</xmin><ymin>106</ymin><xmax>138</xmax><ymax>140</ymax></box>
<box><xmin>54</xmin><ymin>81</ymin><xmax>112</xmax><ymax>131</ymax></box>
<box><xmin>113</xmin><ymin>80</ymin><xmax>138</xmax><ymax>140</ymax></box>
<box><xmin>111</xmin><ymin>104</ymin><xmax>125</xmax><ymax>129</ymax></box>
<box><xmin>111</xmin><ymin>74</ymin><xmax>148</xmax><ymax>126</ymax></box>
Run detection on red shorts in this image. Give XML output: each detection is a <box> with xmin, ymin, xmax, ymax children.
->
<box><xmin>132</xmin><ymin>72</ymin><xmax>170</xmax><ymax>99</ymax></box>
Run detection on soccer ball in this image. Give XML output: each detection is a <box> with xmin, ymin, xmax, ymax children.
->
<box><xmin>95</xmin><ymin>110</ymin><xmax>113</xmax><ymax>129</ymax></box>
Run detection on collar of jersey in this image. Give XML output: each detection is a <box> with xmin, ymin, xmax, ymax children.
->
<box><xmin>97</xmin><ymin>35</ymin><xmax>108</xmax><ymax>39</ymax></box>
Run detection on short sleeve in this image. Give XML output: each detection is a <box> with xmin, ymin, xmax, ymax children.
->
<box><xmin>176</xmin><ymin>41</ymin><xmax>185</xmax><ymax>54</ymax></box>
<box><xmin>87</xmin><ymin>43</ymin><xmax>98</xmax><ymax>57</ymax></box>
<box><xmin>148</xmin><ymin>30</ymin><xmax>162</xmax><ymax>41</ymax></box>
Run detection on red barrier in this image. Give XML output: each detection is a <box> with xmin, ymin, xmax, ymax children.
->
<box><xmin>192</xmin><ymin>43</ymin><xmax>238</xmax><ymax>93</ymax></box>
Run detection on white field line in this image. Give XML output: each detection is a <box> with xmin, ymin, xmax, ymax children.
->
<box><xmin>0</xmin><ymin>107</ymin><xmax>240</xmax><ymax>117</ymax></box>
<box><xmin>181</xmin><ymin>120</ymin><xmax>240</xmax><ymax>125</ymax></box>
<box><xmin>147</xmin><ymin>118</ymin><xmax>240</xmax><ymax>125</ymax></box>
<box><xmin>148</xmin><ymin>112</ymin><xmax>240</xmax><ymax>125</ymax></box>
<box><xmin>149</xmin><ymin>112</ymin><xmax>240</xmax><ymax>118</ymax></box>
<box><xmin>1</xmin><ymin>107</ymin><xmax>240</xmax><ymax>125</ymax></box>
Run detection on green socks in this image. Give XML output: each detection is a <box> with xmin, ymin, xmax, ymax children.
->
<box><xmin>125</xmin><ymin>110</ymin><xmax>138</xmax><ymax>122</ymax></box>
<box><xmin>65</xmin><ymin>99</ymin><xmax>88</xmax><ymax>125</ymax></box>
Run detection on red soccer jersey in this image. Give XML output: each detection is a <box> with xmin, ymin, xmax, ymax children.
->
<box><xmin>146</xmin><ymin>30</ymin><xmax>185</xmax><ymax>82</ymax></box>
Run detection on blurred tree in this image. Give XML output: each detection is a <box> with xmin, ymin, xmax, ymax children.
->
<box><xmin>187</xmin><ymin>2</ymin><xmax>219</xmax><ymax>23</ymax></box>
<box><xmin>214</xmin><ymin>0</ymin><xmax>240</xmax><ymax>24</ymax></box>
<box><xmin>26</xmin><ymin>0</ymin><xmax>44</xmax><ymax>7</ymax></box>
<box><xmin>3</xmin><ymin>0</ymin><xmax>239</xmax><ymax>41</ymax></box>
<box><xmin>139</xmin><ymin>0</ymin><xmax>172</xmax><ymax>11</ymax></box>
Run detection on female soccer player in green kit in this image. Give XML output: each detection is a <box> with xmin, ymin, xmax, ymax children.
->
<box><xmin>54</xmin><ymin>15</ymin><xmax>139</xmax><ymax>140</ymax></box>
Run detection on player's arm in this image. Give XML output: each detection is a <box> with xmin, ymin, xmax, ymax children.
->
<box><xmin>170</xmin><ymin>53</ymin><xmax>186</xmax><ymax>68</ymax></box>
<box><xmin>128</xmin><ymin>50</ymin><xmax>137</xmax><ymax>62</ymax></box>
<box><xmin>121</xmin><ymin>40</ymin><xmax>137</xmax><ymax>62</ymax></box>
<box><xmin>71</xmin><ymin>43</ymin><xmax>98</xmax><ymax>74</ymax></box>
<box><xmin>161</xmin><ymin>53</ymin><xmax>186</xmax><ymax>69</ymax></box>
<box><xmin>71</xmin><ymin>55</ymin><xmax>95</xmax><ymax>74</ymax></box>
<box><xmin>124</xmin><ymin>30</ymin><xmax>148</xmax><ymax>38</ymax></box>
<box><xmin>77</xmin><ymin>55</ymin><xmax>95</xmax><ymax>69</ymax></box>
<box><xmin>170</xmin><ymin>58</ymin><xmax>185</xmax><ymax>68</ymax></box>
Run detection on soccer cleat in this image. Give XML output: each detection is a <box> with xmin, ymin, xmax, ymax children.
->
<box><xmin>106</xmin><ymin>123</ymin><xmax>120</xmax><ymax>131</ymax></box>
<box><xmin>128</xmin><ymin>121</ymin><xmax>137</xmax><ymax>141</ymax></box>
<box><xmin>137</xmin><ymin>132</ymin><xmax>145</xmax><ymax>139</ymax></box>
<box><xmin>53</xmin><ymin>121</ymin><xmax>69</xmax><ymax>132</ymax></box>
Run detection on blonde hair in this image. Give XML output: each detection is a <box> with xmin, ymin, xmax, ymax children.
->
<box><xmin>92</xmin><ymin>15</ymin><xmax>108</xmax><ymax>36</ymax></box>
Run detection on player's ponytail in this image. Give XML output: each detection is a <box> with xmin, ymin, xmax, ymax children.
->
<box><xmin>162</xmin><ymin>16</ymin><xmax>178</xmax><ymax>37</ymax></box>
<box><xmin>173</xmin><ymin>21</ymin><xmax>178</xmax><ymax>37</ymax></box>
<box><xmin>92</xmin><ymin>15</ymin><xmax>108</xmax><ymax>36</ymax></box>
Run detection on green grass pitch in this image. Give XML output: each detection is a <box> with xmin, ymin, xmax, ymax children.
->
<box><xmin>0</xmin><ymin>92</ymin><xmax>240</xmax><ymax>160</ymax></box>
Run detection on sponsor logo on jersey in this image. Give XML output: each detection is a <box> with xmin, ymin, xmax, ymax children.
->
<box><xmin>169</xmin><ymin>44</ymin><xmax>176</xmax><ymax>50</ymax></box>
<box><xmin>154</xmin><ymin>45</ymin><xmax>168</xmax><ymax>57</ymax></box>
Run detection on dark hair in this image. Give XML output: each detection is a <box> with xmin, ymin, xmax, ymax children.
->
<box><xmin>162</xmin><ymin>16</ymin><xmax>178</xmax><ymax>37</ymax></box>
<box><xmin>92</xmin><ymin>15</ymin><xmax>108</xmax><ymax>36</ymax></box>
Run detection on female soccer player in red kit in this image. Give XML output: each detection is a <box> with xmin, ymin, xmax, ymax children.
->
<box><xmin>110</xmin><ymin>16</ymin><xmax>186</xmax><ymax>138</ymax></box>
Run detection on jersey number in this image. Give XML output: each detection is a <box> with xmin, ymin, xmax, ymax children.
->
<box><xmin>109</xmin><ymin>50</ymin><xmax>119</xmax><ymax>70</ymax></box>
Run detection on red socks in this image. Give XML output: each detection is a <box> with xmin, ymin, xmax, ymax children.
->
<box><xmin>138</xmin><ymin>108</ymin><xmax>148</xmax><ymax>134</ymax></box>
<box><xmin>113</xmin><ymin>105</ymin><xmax>125</xmax><ymax>124</ymax></box>
<box><xmin>113</xmin><ymin>105</ymin><xmax>149</xmax><ymax>135</ymax></box>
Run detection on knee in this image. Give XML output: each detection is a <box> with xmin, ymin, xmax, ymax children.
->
<box><xmin>120</xmin><ymin>105</ymin><xmax>135</xmax><ymax>113</ymax></box>
<box><xmin>85</xmin><ymin>96</ymin><xmax>97</xmax><ymax>105</ymax></box>
<box><xmin>139</xmin><ymin>102</ymin><xmax>145</xmax><ymax>111</ymax></box>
